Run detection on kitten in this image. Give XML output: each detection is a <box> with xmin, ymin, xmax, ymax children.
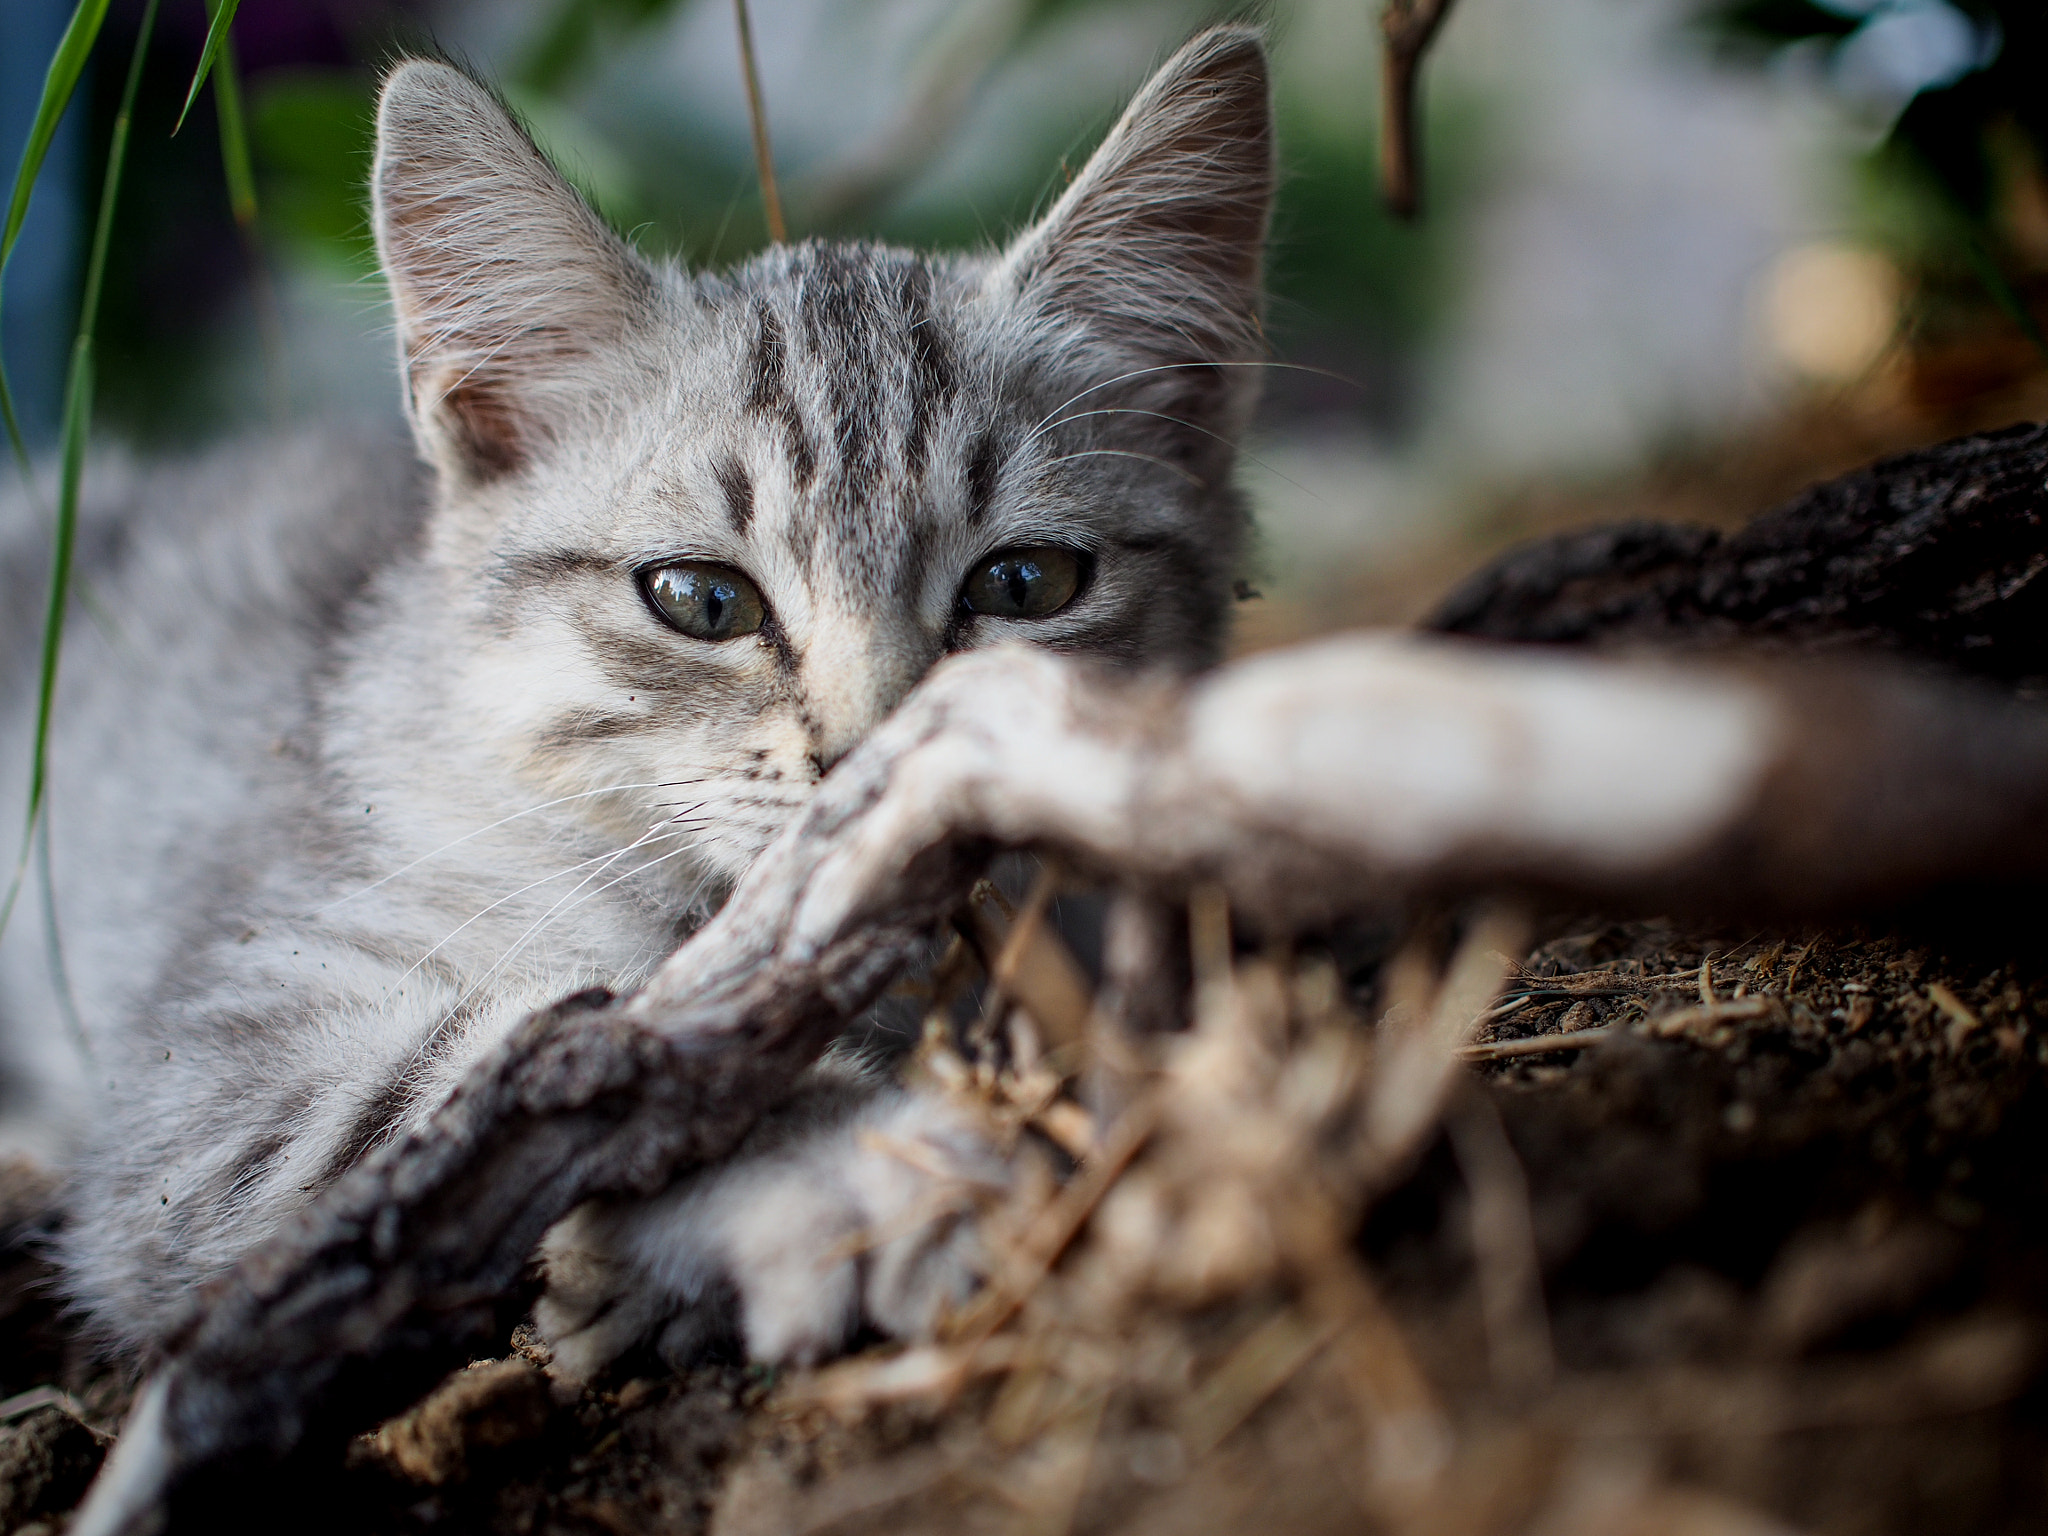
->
<box><xmin>0</xmin><ymin>25</ymin><xmax>1272</xmax><ymax>1370</ymax></box>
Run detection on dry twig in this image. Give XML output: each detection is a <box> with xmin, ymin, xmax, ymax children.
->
<box><xmin>71</xmin><ymin>623</ymin><xmax>2048</xmax><ymax>1532</ymax></box>
<box><xmin>732</xmin><ymin>0</ymin><xmax>787</xmax><ymax>242</ymax></box>
<box><xmin>1379</xmin><ymin>0</ymin><xmax>1459</xmax><ymax>218</ymax></box>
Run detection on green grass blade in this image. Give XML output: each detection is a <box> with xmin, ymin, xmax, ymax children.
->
<box><xmin>0</xmin><ymin>0</ymin><xmax>113</xmax><ymax>489</ymax></box>
<box><xmin>175</xmin><ymin>0</ymin><xmax>243</xmax><ymax>135</ymax></box>
<box><xmin>2</xmin><ymin>0</ymin><xmax>111</xmax><ymax>265</ymax></box>
<box><xmin>0</xmin><ymin>0</ymin><xmax>160</xmax><ymax>940</ymax></box>
<box><xmin>0</xmin><ymin>337</ymin><xmax>92</xmax><ymax>934</ymax></box>
<box><xmin>34</xmin><ymin>762</ymin><xmax>88</xmax><ymax>1061</ymax></box>
<box><xmin>213</xmin><ymin>30</ymin><xmax>259</xmax><ymax>227</ymax></box>
<box><xmin>28</xmin><ymin>335</ymin><xmax>94</xmax><ymax>830</ymax></box>
<box><xmin>211</xmin><ymin>29</ymin><xmax>289</xmax><ymax>416</ymax></box>
<box><xmin>0</xmin><ymin>360</ymin><xmax>34</xmax><ymax>485</ymax></box>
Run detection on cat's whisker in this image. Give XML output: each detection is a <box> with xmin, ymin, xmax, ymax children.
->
<box><xmin>654</xmin><ymin>796</ymin><xmax>718</xmax><ymax>816</ymax></box>
<box><xmin>380</xmin><ymin>822</ymin><xmax>692</xmax><ymax>1006</ymax></box>
<box><xmin>455</xmin><ymin>834</ymin><xmax>710</xmax><ymax>1014</ymax></box>
<box><xmin>463</xmin><ymin>818</ymin><xmax>712</xmax><ymax>982</ymax></box>
<box><xmin>1033</xmin><ymin>406</ymin><xmax>1329</xmax><ymax>505</ymax></box>
<box><xmin>315</xmin><ymin>778</ymin><xmax>714</xmax><ymax>913</ymax></box>
<box><xmin>391</xmin><ymin>818</ymin><xmax>719</xmax><ymax>1085</ymax></box>
<box><xmin>1042</xmin><ymin>449</ymin><xmax>1204</xmax><ymax>487</ymax></box>
<box><xmin>1020</xmin><ymin>358</ymin><xmax>1363</xmax><ymax>451</ymax></box>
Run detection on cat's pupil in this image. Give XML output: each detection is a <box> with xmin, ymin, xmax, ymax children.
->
<box><xmin>963</xmin><ymin>546</ymin><xmax>1083</xmax><ymax>620</ymax></box>
<box><xmin>642</xmin><ymin>561</ymin><xmax>767</xmax><ymax>642</ymax></box>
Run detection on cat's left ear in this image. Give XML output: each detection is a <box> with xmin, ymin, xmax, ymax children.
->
<box><xmin>995</xmin><ymin>26</ymin><xmax>1273</xmax><ymax>387</ymax></box>
<box><xmin>373</xmin><ymin>61</ymin><xmax>659</xmax><ymax>485</ymax></box>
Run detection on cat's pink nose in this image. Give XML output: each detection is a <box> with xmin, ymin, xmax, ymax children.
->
<box><xmin>801</xmin><ymin>632</ymin><xmax>933</xmax><ymax>775</ymax></box>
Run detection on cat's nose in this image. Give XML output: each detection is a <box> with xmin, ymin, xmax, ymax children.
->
<box><xmin>801</xmin><ymin>632</ymin><xmax>934</xmax><ymax>775</ymax></box>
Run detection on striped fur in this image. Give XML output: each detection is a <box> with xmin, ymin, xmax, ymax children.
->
<box><xmin>0</xmin><ymin>29</ymin><xmax>1273</xmax><ymax>1363</ymax></box>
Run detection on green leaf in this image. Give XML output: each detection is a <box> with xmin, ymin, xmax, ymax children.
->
<box><xmin>1</xmin><ymin>0</ymin><xmax>111</xmax><ymax>267</ymax></box>
<box><xmin>0</xmin><ymin>0</ymin><xmax>113</xmax><ymax>487</ymax></box>
<box><xmin>175</xmin><ymin>0</ymin><xmax>243</xmax><ymax>135</ymax></box>
<box><xmin>2</xmin><ymin>0</ymin><xmax>161</xmax><ymax>942</ymax></box>
<box><xmin>213</xmin><ymin>32</ymin><xmax>259</xmax><ymax>227</ymax></box>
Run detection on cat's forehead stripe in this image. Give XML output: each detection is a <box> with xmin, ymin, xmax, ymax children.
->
<box><xmin>731</xmin><ymin>244</ymin><xmax>975</xmax><ymax>585</ymax></box>
<box><xmin>714</xmin><ymin>457</ymin><xmax>754</xmax><ymax>537</ymax></box>
<box><xmin>744</xmin><ymin>302</ymin><xmax>817</xmax><ymax>491</ymax></box>
<box><xmin>898</xmin><ymin>261</ymin><xmax>957</xmax><ymax>481</ymax></box>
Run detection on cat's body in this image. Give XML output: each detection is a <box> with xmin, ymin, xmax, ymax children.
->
<box><xmin>0</xmin><ymin>29</ymin><xmax>1272</xmax><ymax>1370</ymax></box>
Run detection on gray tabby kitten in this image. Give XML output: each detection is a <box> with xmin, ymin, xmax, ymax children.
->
<box><xmin>0</xmin><ymin>26</ymin><xmax>1271</xmax><ymax>1372</ymax></box>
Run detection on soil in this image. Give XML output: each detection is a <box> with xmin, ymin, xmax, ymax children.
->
<box><xmin>8</xmin><ymin>906</ymin><xmax>2048</xmax><ymax>1536</ymax></box>
<box><xmin>10</xmin><ymin>384</ymin><xmax>2048</xmax><ymax>1535</ymax></box>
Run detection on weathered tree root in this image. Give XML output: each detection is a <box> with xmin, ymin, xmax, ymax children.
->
<box><xmin>1429</xmin><ymin>421</ymin><xmax>2048</xmax><ymax>682</ymax></box>
<box><xmin>74</xmin><ymin>709</ymin><xmax>989</xmax><ymax>1536</ymax></box>
<box><xmin>74</xmin><ymin>426</ymin><xmax>2048</xmax><ymax>1533</ymax></box>
<box><xmin>78</xmin><ymin>631</ymin><xmax>2048</xmax><ymax>1533</ymax></box>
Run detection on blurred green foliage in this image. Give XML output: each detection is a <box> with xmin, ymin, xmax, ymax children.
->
<box><xmin>15</xmin><ymin>0</ymin><xmax>1484</xmax><ymax>442</ymax></box>
<box><xmin>1696</xmin><ymin>0</ymin><xmax>2048</xmax><ymax>347</ymax></box>
<box><xmin>248</xmin><ymin>70</ymin><xmax>377</xmax><ymax>261</ymax></box>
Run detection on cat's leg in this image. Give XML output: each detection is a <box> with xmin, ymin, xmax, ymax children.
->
<box><xmin>536</xmin><ymin>1060</ymin><xmax>1007</xmax><ymax>1379</ymax></box>
<box><xmin>56</xmin><ymin>930</ymin><xmax>570</xmax><ymax>1358</ymax></box>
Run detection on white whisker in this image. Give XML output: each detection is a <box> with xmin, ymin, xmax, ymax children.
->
<box><xmin>316</xmin><ymin>778</ymin><xmax>711</xmax><ymax>913</ymax></box>
<box><xmin>380</xmin><ymin>817</ymin><xmax>698</xmax><ymax>1006</ymax></box>
<box><xmin>1020</xmin><ymin>359</ymin><xmax>1360</xmax><ymax>450</ymax></box>
<box><xmin>1042</xmin><ymin>449</ymin><xmax>1204</xmax><ymax>487</ymax></box>
<box><xmin>1029</xmin><ymin>406</ymin><xmax>1328</xmax><ymax>505</ymax></box>
<box><xmin>453</xmin><ymin>835</ymin><xmax>710</xmax><ymax>1014</ymax></box>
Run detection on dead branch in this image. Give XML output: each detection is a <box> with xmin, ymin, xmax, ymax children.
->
<box><xmin>1379</xmin><ymin>0</ymin><xmax>1459</xmax><ymax>219</ymax></box>
<box><xmin>74</xmin><ymin>715</ymin><xmax>993</xmax><ymax>1535</ymax></box>
<box><xmin>757</xmin><ymin>633</ymin><xmax>2048</xmax><ymax>930</ymax></box>
<box><xmin>1428</xmin><ymin>422</ymin><xmax>2048</xmax><ymax>681</ymax></box>
<box><xmin>733</xmin><ymin>0</ymin><xmax>787</xmax><ymax>243</ymax></box>
<box><xmin>76</xmin><ymin>620</ymin><xmax>2048</xmax><ymax>1529</ymax></box>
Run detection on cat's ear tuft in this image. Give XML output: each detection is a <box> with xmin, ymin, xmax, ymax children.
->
<box><xmin>997</xmin><ymin>26</ymin><xmax>1273</xmax><ymax>372</ymax></box>
<box><xmin>373</xmin><ymin>62</ymin><xmax>656</xmax><ymax>485</ymax></box>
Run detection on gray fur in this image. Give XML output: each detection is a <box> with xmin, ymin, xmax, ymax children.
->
<box><xmin>0</xmin><ymin>27</ymin><xmax>1271</xmax><ymax>1364</ymax></box>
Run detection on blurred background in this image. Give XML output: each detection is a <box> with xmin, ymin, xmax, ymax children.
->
<box><xmin>3</xmin><ymin>0</ymin><xmax>2045</xmax><ymax>645</ymax></box>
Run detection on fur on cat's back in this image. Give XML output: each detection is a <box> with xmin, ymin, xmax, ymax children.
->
<box><xmin>0</xmin><ymin>25</ymin><xmax>1273</xmax><ymax>1367</ymax></box>
<box><xmin>0</xmin><ymin>432</ymin><xmax>424</xmax><ymax>1157</ymax></box>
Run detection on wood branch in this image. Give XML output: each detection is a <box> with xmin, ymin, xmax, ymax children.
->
<box><xmin>702</xmin><ymin>636</ymin><xmax>2048</xmax><ymax>936</ymax></box>
<box><xmin>1426</xmin><ymin>422</ymin><xmax>2048</xmax><ymax>681</ymax></box>
<box><xmin>1379</xmin><ymin>0</ymin><xmax>1459</xmax><ymax>219</ymax></box>
<box><xmin>74</xmin><ymin>730</ymin><xmax>992</xmax><ymax>1536</ymax></box>
<box><xmin>77</xmin><ymin>555</ymin><xmax>2048</xmax><ymax>1528</ymax></box>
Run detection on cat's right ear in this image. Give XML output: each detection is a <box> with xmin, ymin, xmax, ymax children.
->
<box><xmin>373</xmin><ymin>62</ymin><xmax>657</xmax><ymax>486</ymax></box>
<box><xmin>994</xmin><ymin>27</ymin><xmax>1273</xmax><ymax>382</ymax></box>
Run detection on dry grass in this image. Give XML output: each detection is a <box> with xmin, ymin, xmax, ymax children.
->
<box><xmin>686</xmin><ymin>902</ymin><xmax>2048</xmax><ymax>1536</ymax></box>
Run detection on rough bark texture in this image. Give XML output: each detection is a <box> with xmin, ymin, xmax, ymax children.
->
<box><xmin>76</xmin><ymin>421</ymin><xmax>2048</xmax><ymax>1532</ymax></box>
<box><xmin>1427</xmin><ymin>422</ymin><xmax>2048</xmax><ymax>682</ymax></box>
<box><xmin>78</xmin><ymin>711</ymin><xmax>988</xmax><ymax>1535</ymax></box>
<box><xmin>107</xmin><ymin>643</ymin><xmax>2048</xmax><ymax>1527</ymax></box>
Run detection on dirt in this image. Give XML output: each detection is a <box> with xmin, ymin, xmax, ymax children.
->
<box><xmin>9</xmin><ymin>904</ymin><xmax>2048</xmax><ymax>1536</ymax></box>
<box><xmin>11</xmin><ymin>376</ymin><xmax>2048</xmax><ymax>1533</ymax></box>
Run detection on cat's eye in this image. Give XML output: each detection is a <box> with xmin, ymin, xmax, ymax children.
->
<box><xmin>641</xmin><ymin>561</ymin><xmax>767</xmax><ymax>642</ymax></box>
<box><xmin>961</xmin><ymin>546</ymin><xmax>1085</xmax><ymax>620</ymax></box>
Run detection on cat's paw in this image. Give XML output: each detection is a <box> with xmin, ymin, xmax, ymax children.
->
<box><xmin>537</xmin><ymin>1083</ymin><xmax>1006</xmax><ymax>1381</ymax></box>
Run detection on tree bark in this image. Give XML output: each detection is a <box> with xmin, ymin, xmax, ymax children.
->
<box><xmin>76</xmin><ymin>423</ymin><xmax>2048</xmax><ymax>1533</ymax></box>
<box><xmin>1426</xmin><ymin>422</ymin><xmax>2048</xmax><ymax>683</ymax></box>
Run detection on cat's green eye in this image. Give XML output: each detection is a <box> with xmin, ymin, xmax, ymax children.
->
<box><xmin>641</xmin><ymin>562</ymin><xmax>767</xmax><ymax>642</ymax></box>
<box><xmin>961</xmin><ymin>546</ymin><xmax>1085</xmax><ymax>620</ymax></box>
